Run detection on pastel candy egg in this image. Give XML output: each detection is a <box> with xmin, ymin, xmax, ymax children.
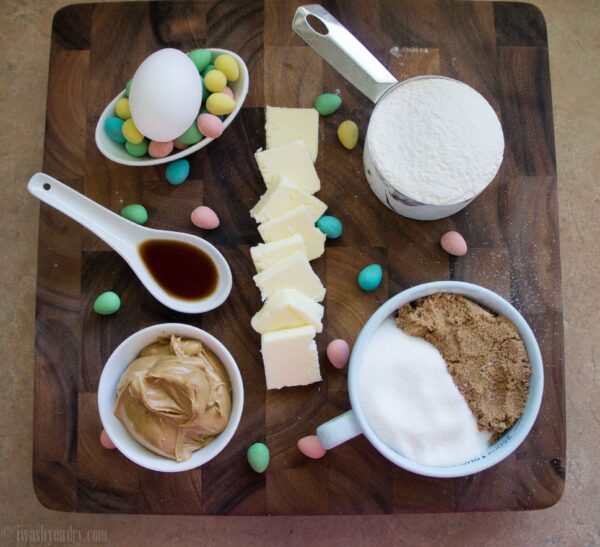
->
<box><xmin>120</xmin><ymin>203</ymin><xmax>148</xmax><ymax>225</ymax></box>
<box><xmin>247</xmin><ymin>442</ymin><xmax>269</xmax><ymax>473</ymax></box>
<box><xmin>314</xmin><ymin>93</ymin><xmax>342</xmax><ymax>116</ymax></box>
<box><xmin>440</xmin><ymin>231</ymin><xmax>468</xmax><ymax>256</ymax></box>
<box><xmin>188</xmin><ymin>48</ymin><xmax>212</xmax><ymax>72</ymax></box>
<box><xmin>122</xmin><ymin>118</ymin><xmax>144</xmax><ymax>144</ymax></box>
<box><xmin>214</xmin><ymin>54</ymin><xmax>240</xmax><ymax>82</ymax></box>
<box><xmin>222</xmin><ymin>86</ymin><xmax>234</xmax><ymax>98</ymax></box>
<box><xmin>191</xmin><ymin>205</ymin><xmax>220</xmax><ymax>229</ymax></box>
<box><xmin>316</xmin><ymin>215</ymin><xmax>342</xmax><ymax>239</ymax></box>
<box><xmin>125</xmin><ymin>139</ymin><xmax>148</xmax><ymax>157</ymax></box>
<box><xmin>166</xmin><ymin>159</ymin><xmax>190</xmax><ymax>185</ymax></box>
<box><xmin>125</xmin><ymin>79</ymin><xmax>132</xmax><ymax>97</ymax></box>
<box><xmin>358</xmin><ymin>264</ymin><xmax>383</xmax><ymax>292</ymax></box>
<box><xmin>206</xmin><ymin>93</ymin><xmax>236</xmax><ymax>116</ymax></box>
<box><xmin>327</xmin><ymin>339</ymin><xmax>350</xmax><ymax>369</ymax></box>
<box><xmin>100</xmin><ymin>429</ymin><xmax>116</xmax><ymax>449</ymax></box>
<box><xmin>93</xmin><ymin>291</ymin><xmax>121</xmax><ymax>315</ymax></box>
<box><xmin>298</xmin><ymin>436</ymin><xmax>326</xmax><ymax>459</ymax></box>
<box><xmin>115</xmin><ymin>97</ymin><xmax>131</xmax><ymax>119</ymax></box>
<box><xmin>204</xmin><ymin>69</ymin><xmax>227</xmax><ymax>93</ymax></box>
<box><xmin>104</xmin><ymin>116</ymin><xmax>126</xmax><ymax>144</ymax></box>
<box><xmin>148</xmin><ymin>140</ymin><xmax>174</xmax><ymax>158</ymax></box>
<box><xmin>197</xmin><ymin>113</ymin><xmax>224</xmax><ymax>139</ymax></box>
<box><xmin>177</xmin><ymin>121</ymin><xmax>204</xmax><ymax>145</ymax></box>
<box><xmin>337</xmin><ymin>120</ymin><xmax>359</xmax><ymax>149</ymax></box>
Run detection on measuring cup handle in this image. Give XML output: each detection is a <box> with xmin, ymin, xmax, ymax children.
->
<box><xmin>316</xmin><ymin>410</ymin><xmax>363</xmax><ymax>449</ymax></box>
<box><xmin>293</xmin><ymin>4</ymin><xmax>398</xmax><ymax>103</ymax></box>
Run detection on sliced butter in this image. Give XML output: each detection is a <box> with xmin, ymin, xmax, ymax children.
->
<box><xmin>254</xmin><ymin>140</ymin><xmax>320</xmax><ymax>194</ymax></box>
<box><xmin>250</xmin><ymin>234</ymin><xmax>307</xmax><ymax>273</ymax></box>
<box><xmin>253</xmin><ymin>251</ymin><xmax>325</xmax><ymax>302</ymax></box>
<box><xmin>251</xmin><ymin>288</ymin><xmax>324</xmax><ymax>334</ymax></box>
<box><xmin>250</xmin><ymin>175</ymin><xmax>327</xmax><ymax>224</ymax></box>
<box><xmin>261</xmin><ymin>325</ymin><xmax>322</xmax><ymax>389</ymax></box>
<box><xmin>265</xmin><ymin>106</ymin><xmax>319</xmax><ymax>162</ymax></box>
<box><xmin>258</xmin><ymin>205</ymin><xmax>325</xmax><ymax>261</ymax></box>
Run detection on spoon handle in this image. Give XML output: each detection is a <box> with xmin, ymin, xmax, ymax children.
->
<box><xmin>292</xmin><ymin>5</ymin><xmax>398</xmax><ymax>103</ymax></box>
<box><xmin>28</xmin><ymin>172</ymin><xmax>143</xmax><ymax>254</ymax></box>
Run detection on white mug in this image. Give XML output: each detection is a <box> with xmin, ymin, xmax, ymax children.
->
<box><xmin>317</xmin><ymin>281</ymin><xmax>544</xmax><ymax>478</ymax></box>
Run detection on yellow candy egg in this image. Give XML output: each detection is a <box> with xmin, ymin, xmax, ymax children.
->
<box><xmin>337</xmin><ymin>120</ymin><xmax>359</xmax><ymax>150</ymax></box>
<box><xmin>122</xmin><ymin>118</ymin><xmax>144</xmax><ymax>144</ymax></box>
<box><xmin>204</xmin><ymin>69</ymin><xmax>227</xmax><ymax>93</ymax></box>
<box><xmin>206</xmin><ymin>93</ymin><xmax>237</xmax><ymax>116</ymax></box>
<box><xmin>115</xmin><ymin>97</ymin><xmax>131</xmax><ymax>120</ymax></box>
<box><xmin>214</xmin><ymin>54</ymin><xmax>239</xmax><ymax>82</ymax></box>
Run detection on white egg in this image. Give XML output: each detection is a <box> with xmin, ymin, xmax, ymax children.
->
<box><xmin>129</xmin><ymin>48</ymin><xmax>202</xmax><ymax>142</ymax></box>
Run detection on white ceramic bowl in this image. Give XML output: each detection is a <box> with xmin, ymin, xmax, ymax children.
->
<box><xmin>98</xmin><ymin>323</ymin><xmax>244</xmax><ymax>472</ymax></box>
<box><xmin>317</xmin><ymin>281</ymin><xmax>544</xmax><ymax>478</ymax></box>
<box><xmin>95</xmin><ymin>48</ymin><xmax>249</xmax><ymax>167</ymax></box>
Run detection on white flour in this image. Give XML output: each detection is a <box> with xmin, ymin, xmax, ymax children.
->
<box><xmin>367</xmin><ymin>78</ymin><xmax>504</xmax><ymax>205</ymax></box>
<box><xmin>359</xmin><ymin>318</ymin><xmax>491</xmax><ymax>467</ymax></box>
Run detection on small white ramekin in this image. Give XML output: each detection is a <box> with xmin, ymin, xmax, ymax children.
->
<box><xmin>98</xmin><ymin>323</ymin><xmax>243</xmax><ymax>472</ymax></box>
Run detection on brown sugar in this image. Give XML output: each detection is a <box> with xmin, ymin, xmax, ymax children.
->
<box><xmin>396</xmin><ymin>293</ymin><xmax>531</xmax><ymax>434</ymax></box>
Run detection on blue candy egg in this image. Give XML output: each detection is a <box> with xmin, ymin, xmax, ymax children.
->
<box><xmin>104</xmin><ymin>116</ymin><xmax>126</xmax><ymax>144</ymax></box>
<box><xmin>166</xmin><ymin>159</ymin><xmax>190</xmax><ymax>185</ymax></box>
<box><xmin>316</xmin><ymin>215</ymin><xmax>343</xmax><ymax>239</ymax></box>
<box><xmin>358</xmin><ymin>264</ymin><xmax>383</xmax><ymax>292</ymax></box>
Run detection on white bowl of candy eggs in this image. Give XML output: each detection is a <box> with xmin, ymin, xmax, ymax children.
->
<box><xmin>95</xmin><ymin>47</ymin><xmax>249</xmax><ymax>167</ymax></box>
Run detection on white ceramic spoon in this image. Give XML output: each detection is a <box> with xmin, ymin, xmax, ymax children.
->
<box><xmin>28</xmin><ymin>172</ymin><xmax>232</xmax><ymax>314</ymax></box>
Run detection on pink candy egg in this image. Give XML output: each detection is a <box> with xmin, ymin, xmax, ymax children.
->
<box><xmin>327</xmin><ymin>339</ymin><xmax>350</xmax><ymax>369</ymax></box>
<box><xmin>148</xmin><ymin>140</ymin><xmax>174</xmax><ymax>158</ymax></box>
<box><xmin>298</xmin><ymin>435</ymin><xmax>327</xmax><ymax>459</ymax></box>
<box><xmin>173</xmin><ymin>139</ymin><xmax>189</xmax><ymax>150</ymax></box>
<box><xmin>440</xmin><ymin>230</ymin><xmax>468</xmax><ymax>256</ymax></box>
<box><xmin>197</xmin><ymin>113</ymin><xmax>224</xmax><ymax>139</ymax></box>
<box><xmin>222</xmin><ymin>87</ymin><xmax>234</xmax><ymax>98</ymax></box>
<box><xmin>191</xmin><ymin>205</ymin><xmax>220</xmax><ymax>229</ymax></box>
<box><xmin>100</xmin><ymin>429</ymin><xmax>116</xmax><ymax>449</ymax></box>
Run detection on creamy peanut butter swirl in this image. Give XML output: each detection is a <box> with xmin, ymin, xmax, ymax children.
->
<box><xmin>114</xmin><ymin>335</ymin><xmax>232</xmax><ymax>462</ymax></box>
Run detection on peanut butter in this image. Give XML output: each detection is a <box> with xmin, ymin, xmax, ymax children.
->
<box><xmin>114</xmin><ymin>334</ymin><xmax>232</xmax><ymax>462</ymax></box>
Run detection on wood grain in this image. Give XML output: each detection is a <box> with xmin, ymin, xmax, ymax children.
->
<box><xmin>34</xmin><ymin>0</ymin><xmax>564</xmax><ymax>514</ymax></box>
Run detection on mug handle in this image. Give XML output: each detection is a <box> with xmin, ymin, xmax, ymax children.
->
<box><xmin>316</xmin><ymin>410</ymin><xmax>363</xmax><ymax>449</ymax></box>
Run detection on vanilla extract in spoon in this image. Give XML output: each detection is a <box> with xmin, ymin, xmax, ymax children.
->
<box><xmin>139</xmin><ymin>239</ymin><xmax>219</xmax><ymax>301</ymax></box>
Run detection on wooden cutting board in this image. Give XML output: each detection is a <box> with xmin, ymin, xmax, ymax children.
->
<box><xmin>33</xmin><ymin>0</ymin><xmax>565</xmax><ymax>514</ymax></box>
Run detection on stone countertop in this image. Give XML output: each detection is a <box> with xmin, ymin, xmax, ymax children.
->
<box><xmin>0</xmin><ymin>0</ymin><xmax>598</xmax><ymax>545</ymax></box>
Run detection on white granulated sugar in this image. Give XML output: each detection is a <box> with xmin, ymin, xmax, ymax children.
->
<box><xmin>359</xmin><ymin>318</ymin><xmax>491</xmax><ymax>467</ymax></box>
<box><xmin>368</xmin><ymin>78</ymin><xmax>504</xmax><ymax>205</ymax></box>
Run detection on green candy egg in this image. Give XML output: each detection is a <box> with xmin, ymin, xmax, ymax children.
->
<box><xmin>314</xmin><ymin>93</ymin><xmax>342</xmax><ymax>116</ymax></box>
<box><xmin>247</xmin><ymin>442</ymin><xmax>269</xmax><ymax>473</ymax></box>
<box><xmin>125</xmin><ymin>79</ymin><xmax>132</xmax><ymax>97</ymax></box>
<box><xmin>188</xmin><ymin>49</ymin><xmax>212</xmax><ymax>72</ymax></box>
<box><xmin>177</xmin><ymin>122</ymin><xmax>204</xmax><ymax>145</ymax></box>
<box><xmin>358</xmin><ymin>264</ymin><xmax>383</xmax><ymax>292</ymax></box>
<box><xmin>105</xmin><ymin>116</ymin><xmax>126</xmax><ymax>144</ymax></box>
<box><xmin>120</xmin><ymin>204</ymin><xmax>148</xmax><ymax>225</ymax></box>
<box><xmin>93</xmin><ymin>291</ymin><xmax>121</xmax><ymax>315</ymax></box>
<box><xmin>201</xmin><ymin>63</ymin><xmax>215</xmax><ymax>77</ymax></box>
<box><xmin>316</xmin><ymin>215</ymin><xmax>343</xmax><ymax>239</ymax></box>
<box><xmin>166</xmin><ymin>159</ymin><xmax>190</xmax><ymax>186</ymax></box>
<box><xmin>125</xmin><ymin>139</ymin><xmax>149</xmax><ymax>157</ymax></box>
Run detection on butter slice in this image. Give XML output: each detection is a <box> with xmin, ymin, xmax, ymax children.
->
<box><xmin>250</xmin><ymin>175</ymin><xmax>327</xmax><ymax>224</ymax></box>
<box><xmin>251</xmin><ymin>289</ymin><xmax>324</xmax><ymax>334</ymax></box>
<box><xmin>253</xmin><ymin>251</ymin><xmax>325</xmax><ymax>302</ymax></box>
<box><xmin>266</xmin><ymin>106</ymin><xmax>319</xmax><ymax>162</ymax></box>
<box><xmin>250</xmin><ymin>234</ymin><xmax>307</xmax><ymax>273</ymax></box>
<box><xmin>258</xmin><ymin>206</ymin><xmax>325</xmax><ymax>261</ymax></box>
<box><xmin>255</xmin><ymin>140</ymin><xmax>320</xmax><ymax>194</ymax></box>
<box><xmin>261</xmin><ymin>325</ymin><xmax>321</xmax><ymax>389</ymax></box>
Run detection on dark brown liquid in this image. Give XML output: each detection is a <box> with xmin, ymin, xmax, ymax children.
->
<box><xmin>139</xmin><ymin>239</ymin><xmax>219</xmax><ymax>301</ymax></box>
